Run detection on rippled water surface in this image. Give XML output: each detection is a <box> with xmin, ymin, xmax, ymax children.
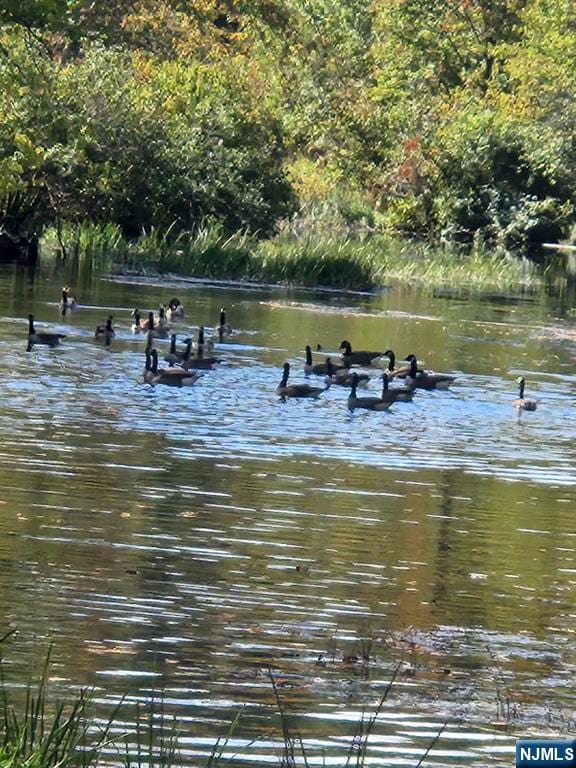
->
<box><xmin>1</xmin><ymin>263</ymin><xmax>576</xmax><ymax>766</ymax></box>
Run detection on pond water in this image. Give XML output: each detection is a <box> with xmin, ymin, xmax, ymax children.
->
<box><xmin>1</xmin><ymin>261</ymin><xmax>576</xmax><ymax>766</ymax></box>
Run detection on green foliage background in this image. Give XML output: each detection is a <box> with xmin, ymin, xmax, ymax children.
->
<box><xmin>1</xmin><ymin>0</ymin><xmax>575</xmax><ymax>253</ymax></box>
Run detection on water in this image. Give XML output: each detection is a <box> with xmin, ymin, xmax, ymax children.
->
<box><xmin>1</xmin><ymin>262</ymin><xmax>576</xmax><ymax>766</ymax></box>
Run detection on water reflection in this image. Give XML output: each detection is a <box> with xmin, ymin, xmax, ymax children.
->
<box><xmin>0</xmin><ymin>264</ymin><xmax>575</xmax><ymax>766</ymax></box>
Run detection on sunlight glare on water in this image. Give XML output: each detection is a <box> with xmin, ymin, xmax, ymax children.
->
<box><xmin>0</xmin><ymin>264</ymin><xmax>576</xmax><ymax>766</ymax></box>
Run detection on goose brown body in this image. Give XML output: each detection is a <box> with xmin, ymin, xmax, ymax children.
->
<box><xmin>512</xmin><ymin>377</ymin><xmax>537</xmax><ymax>411</ymax></box>
<box><xmin>405</xmin><ymin>354</ymin><xmax>456</xmax><ymax>390</ymax></box>
<box><xmin>95</xmin><ymin>316</ymin><xmax>115</xmax><ymax>346</ymax></box>
<box><xmin>379</xmin><ymin>371</ymin><xmax>414</xmax><ymax>402</ymax></box>
<box><xmin>166</xmin><ymin>298</ymin><xmax>185</xmax><ymax>321</ymax></box>
<box><xmin>144</xmin><ymin>349</ymin><xmax>200</xmax><ymax>387</ymax></box>
<box><xmin>217</xmin><ymin>307</ymin><xmax>233</xmax><ymax>337</ymax></box>
<box><xmin>164</xmin><ymin>335</ymin><xmax>192</xmax><ymax>364</ymax></box>
<box><xmin>324</xmin><ymin>357</ymin><xmax>368</xmax><ymax>387</ymax></box>
<box><xmin>277</xmin><ymin>362</ymin><xmax>326</xmax><ymax>398</ymax></box>
<box><xmin>339</xmin><ymin>340</ymin><xmax>383</xmax><ymax>367</ymax></box>
<box><xmin>60</xmin><ymin>287</ymin><xmax>78</xmax><ymax>316</ymax></box>
<box><xmin>27</xmin><ymin>315</ymin><xmax>66</xmax><ymax>351</ymax></box>
<box><xmin>347</xmin><ymin>372</ymin><xmax>392</xmax><ymax>411</ymax></box>
<box><xmin>305</xmin><ymin>346</ymin><xmax>346</xmax><ymax>376</ymax></box>
<box><xmin>180</xmin><ymin>342</ymin><xmax>222</xmax><ymax>370</ymax></box>
<box><xmin>383</xmin><ymin>350</ymin><xmax>422</xmax><ymax>379</ymax></box>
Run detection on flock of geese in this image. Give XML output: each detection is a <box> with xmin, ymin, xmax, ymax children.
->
<box><xmin>24</xmin><ymin>287</ymin><xmax>538</xmax><ymax>412</ymax></box>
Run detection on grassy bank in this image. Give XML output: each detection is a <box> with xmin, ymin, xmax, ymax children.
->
<box><xmin>41</xmin><ymin>222</ymin><xmax>542</xmax><ymax>292</ymax></box>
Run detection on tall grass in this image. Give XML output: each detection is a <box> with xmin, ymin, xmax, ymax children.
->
<box><xmin>40</xmin><ymin>222</ymin><xmax>542</xmax><ymax>291</ymax></box>
<box><xmin>0</xmin><ymin>635</ymin><xmax>447</xmax><ymax>768</ymax></box>
<box><xmin>0</xmin><ymin>643</ymin><xmax>106</xmax><ymax>768</ymax></box>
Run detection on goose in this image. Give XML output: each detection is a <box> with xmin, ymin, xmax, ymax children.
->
<box><xmin>144</xmin><ymin>349</ymin><xmax>201</xmax><ymax>387</ymax></box>
<box><xmin>217</xmin><ymin>307</ymin><xmax>233</xmax><ymax>337</ymax></box>
<box><xmin>142</xmin><ymin>311</ymin><xmax>168</xmax><ymax>339</ymax></box>
<box><xmin>277</xmin><ymin>362</ymin><xmax>326</xmax><ymax>398</ymax></box>
<box><xmin>131</xmin><ymin>310</ymin><xmax>142</xmax><ymax>334</ymax></box>
<box><xmin>157</xmin><ymin>305</ymin><xmax>169</xmax><ymax>330</ymax></box>
<box><xmin>304</xmin><ymin>345</ymin><xmax>346</xmax><ymax>376</ymax></box>
<box><xmin>95</xmin><ymin>316</ymin><xmax>115</xmax><ymax>346</ymax></box>
<box><xmin>383</xmin><ymin>349</ymin><xmax>422</xmax><ymax>379</ymax></box>
<box><xmin>180</xmin><ymin>343</ymin><xmax>222</xmax><ymax>370</ymax></box>
<box><xmin>59</xmin><ymin>287</ymin><xmax>78</xmax><ymax>316</ymax></box>
<box><xmin>404</xmin><ymin>354</ymin><xmax>456</xmax><ymax>390</ymax></box>
<box><xmin>347</xmin><ymin>372</ymin><xmax>392</xmax><ymax>411</ymax></box>
<box><xmin>166</xmin><ymin>297</ymin><xmax>185</xmax><ymax>321</ymax></box>
<box><xmin>325</xmin><ymin>357</ymin><xmax>369</xmax><ymax>388</ymax></box>
<box><xmin>192</xmin><ymin>326</ymin><xmax>215</xmax><ymax>353</ymax></box>
<box><xmin>513</xmin><ymin>376</ymin><xmax>537</xmax><ymax>411</ymax></box>
<box><xmin>164</xmin><ymin>335</ymin><xmax>192</xmax><ymax>364</ymax></box>
<box><xmin>26</xmin><ymin>314</ymin><xmax>66</xmax><ymax>351</ymax></box>
<box><xmin>339</xmin><ymin>340</ymin><xmax>384</xmax><ymax>367</ymax></box>
<box><xmin>380</xmin><ymin>371</ymin><xmax>414</xmax><ymax>403</ymax></box>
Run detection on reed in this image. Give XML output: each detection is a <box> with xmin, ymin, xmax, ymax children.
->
<box><xmin>0</xmin><ymin>645</ymin><xmax>106</xmax><ymax>768</ymax></box>
<box><xmin>40</xmin><ymin>222</ymin><xmax>541</xmax><ymax>291</ymax></box>
<box><xmin>0</xmin><ymin>635</ymin><xmax>446</xmax><ymax>768</ymax></box>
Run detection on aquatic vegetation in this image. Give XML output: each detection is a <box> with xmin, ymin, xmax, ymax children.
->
<box><xmin>41</xmin><ymin>223</ymin><xmax>541</xmax><ymax>291</ymax></box>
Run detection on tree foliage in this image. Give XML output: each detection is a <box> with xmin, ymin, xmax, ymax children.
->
<box><xmin>1</xmin><ymin>0</ymin><xmax>576</xmax><ymax>251</ymax></box>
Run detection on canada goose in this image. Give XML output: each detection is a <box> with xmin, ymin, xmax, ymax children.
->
<box><xmin>339</xmin><ymin>340</ymin><xmax>384</xmax><ymax>367</ymax></box>
<box><xmin>131</xmin><ymin>310</ymin><xmax>142</xmax><ymax>334</ymax></box>
<box><xmin>192</xmin><ymin>325</ymin><xmax>215</xmax><ymax>353</ymax></box>
<box><xmin>325</xmin><ymin>357</ymin><xmax>369</xmax><ymax>387</ymax></box>
<box><xmin>142</xmin><ymin>311</ymin><xmax>168</xmax><ymax>339</ymax></box>
<box><xmin>95</xmin><ymin>315</ymin><xmax>115</xmax><ymax>346</ymax></box>
<box><xmin>217</xmin><ymin>307</ymin><xmax>233</xmax><ymax>337</ymax></box>
<box><xmin>380</xmin><ymin>371</ymin><xmax>414</xmax><ymax>403</ymax></box>
<box><xmin>26</xmin><ymin>314</ymin><xmax>66</xmax><ymax>351</ymax></box>
<box><xmin>144</xmin><ymin>349</ymin><xmax>201</xmax><ymax>387</ymax></box>
<box><xmin>513</xmin><ymin>376</ymin><xmax>537</xmax><ymax>411</ymax></box>
<box><xmin>180</xmin><ymin>342</ymin><xmax>222</xmax><ymax>370</ymax></box>
<box><xmin>164</xmin><ymin>335</ymin><xmax>192</xmax><ymax>364</ymax></box>
<box><xmin>405</xmin><ymin>354</ymin><xmax>456</xmax><ymax>390</ymax></box>
<box><xmin>347</xmin><ymin>372</ymin><xmax>392</xmax><ymax>411</ymax></box>
<box><xmin>157</xmin><ymin>305</ymin><xmax>169</xmax><ymax>330</ymax></box>
<box><xmin>277</xmin><ymin>362</ymin><xmax>326</xmax><ymax>398</ymax></box>
<box><xmin>59</xmin><ymin>287</ymin><xmax>78</xmax><ymax>316</ymax></box>
<box><xmin>382</xmin><ymin>349</ymin><xmax>422</xmax><ymax>379</ymax></box>
<box><xmin>166</xmin><ymin>297</ymin><xmax>185</xmax><ymax>321</ymax></box>
<box><xmin>304</xmin><ymin>345</ymin><xmax>346</xmax><ymax>376</ymax></box>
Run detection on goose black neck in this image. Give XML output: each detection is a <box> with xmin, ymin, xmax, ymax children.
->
<box><xmin>151</xmin><ymin>351</ymin><xmax>159</xmax><ymax>373</ymax></box>
<box><xmin>148</xmin><ymin>312</ymin><xmax>154</xmax><ymax>328</ymax></box>
<box><xmin>28</xmin><ymin>315</ymin><xmax>35</xmax><ymax>334</ymax></box>
<box><xmin>385</xmin><ymin>351</ymin><xmax>395</xmax><ymax>370</ymax></box>
<box><xmin>409</xmin><ymin>356</ymin><xmax>417</xmax><ymax>377</ymax></box>
<box><xmin>305</xmin><ymin>346</ymin><xmax>313</xmax><ymax>366</ymax></box>
<box><xmin>326</xmin><ymin>357</ymin><xmax>333</xmax><ymax>376</ymax></box>
<box><xmin>382</xmin><ymin>375</ymin><xmax>389</xmax><ymax>392</ymax></box>
<box><xmin>220</xmin><ymin>309</ymin><xmax>226</xmax><ymax>326</ymax></box>
<box><xmin>519</xmin><ymin>379</ymin><xmax>525</xmax><ymax>399</ymax></box>
<box><xmin>198</xmin><ymin>327</ymin><xmax>205</xmax><ymax>345</ymax></box>
<box><xmin>169</xmin><ymin>335</ymin><xmax>176</xmax><ymax>353</ymax></box>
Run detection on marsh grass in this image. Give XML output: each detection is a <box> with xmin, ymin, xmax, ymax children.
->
<box><xmin>0</xmin><ymin>643</ymin><xmax>107</xmax><ymax>768</ymax></box>
<box><xmin>41</xmin><ymin>222</ymin><xmax>542</xmax><ymax>291</ymax></box>
<box><xmin>0</xmin><ymin>634</ymin><xmax>447</xmax><ymax>768</ymax></box>
<box><xmin>0</xmin><ymin>635</ymin><xmax>180</xmax><ymax>768</ymax></box>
